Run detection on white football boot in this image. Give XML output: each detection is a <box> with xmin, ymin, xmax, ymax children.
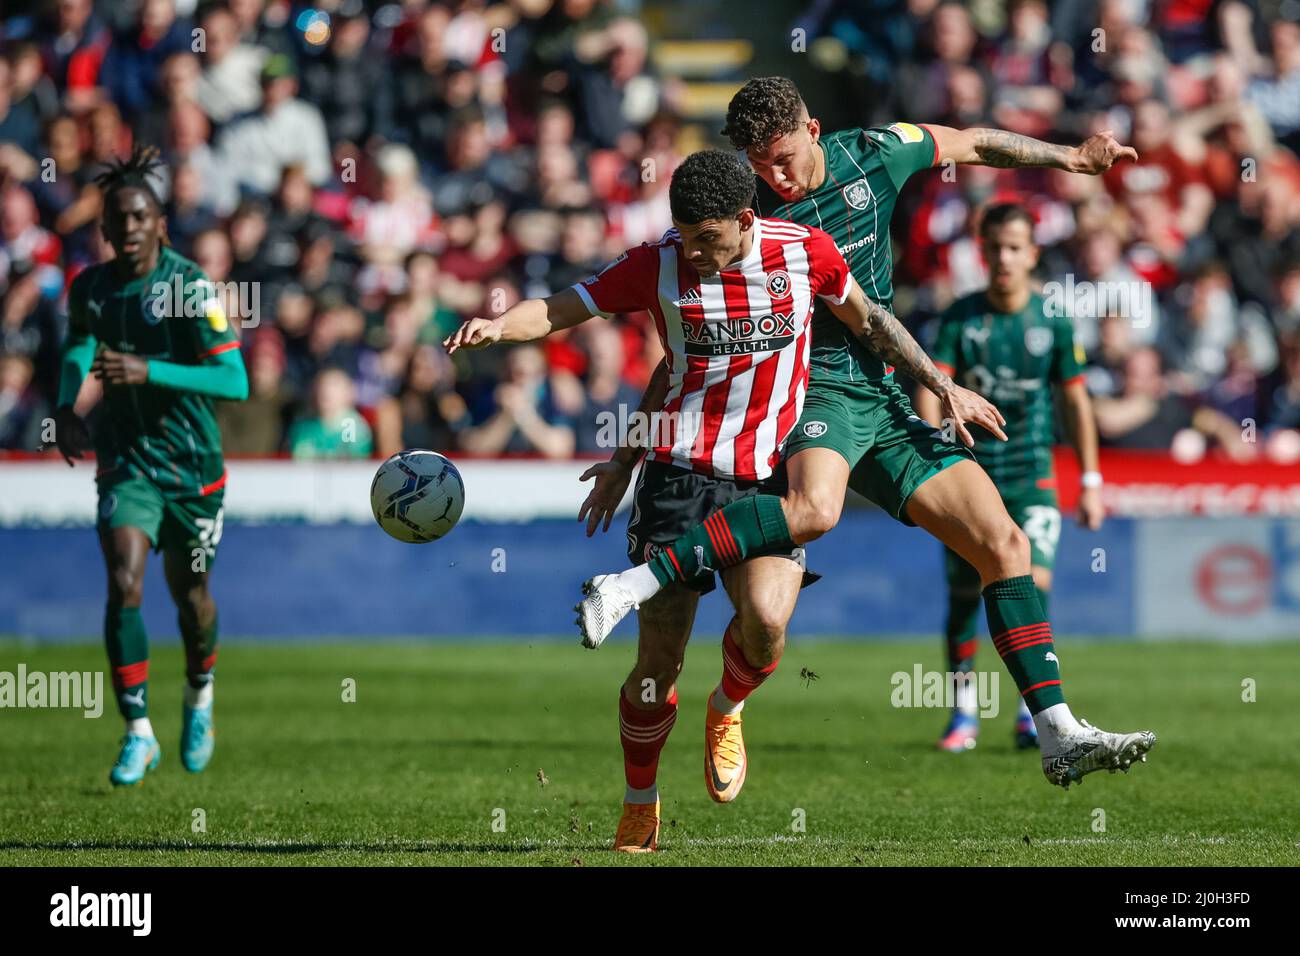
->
<box><xmin>1042</xmin><ymin>719</ymin><xmax>1157</xmax><ymax>789</ymax></box>
<box><xmin>575</xmin><ymin>574</ymin><xmax>639</xmax><ymax>649</ymax></box>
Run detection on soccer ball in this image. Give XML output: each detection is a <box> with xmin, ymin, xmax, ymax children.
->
<box><xmin>370</xmin><ymin>450</ymin><xmax>465</xmax><ymax>543</ymax></box>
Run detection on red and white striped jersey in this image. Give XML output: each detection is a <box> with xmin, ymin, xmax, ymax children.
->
<box><xmin>571</xmin><ymin>217</ymin><xmax>853</xmax><ymax>481</ymax></box>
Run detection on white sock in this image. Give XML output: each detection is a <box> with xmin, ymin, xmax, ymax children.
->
<box><xmin>1033</xmin><ymin>703</ymin><xmax>1081</xmax><ymax>753</ymax></box>
<box><xmin>953</xmin><ymin>675</ymin><xmax>978</xmax><ymax>717</ymax></box>
<box><xmin>619</xmin><ymin>563</ymin><xmax>662</xmax><ymax>605</ymax></box>
<box><xmin>127</xmin><ymin>717</ymin><xmax>155</xmax><ymax>738</ymax></box>
<box><xmin>625</xmin><ymin>784</ymin><xmax>658</xmax><ymax>805</ymax></box>
<box><xmin>709</xmin><ymin>684</ymin><xmax>743</xmax><ymax>716</ymax></box>
<box><xmin>184</xmin><ymin>681</ymin><xmax>213</xmax><ymax>709</ymax></box>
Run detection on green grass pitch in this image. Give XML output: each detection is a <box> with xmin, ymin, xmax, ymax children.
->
<box><xmin>1</xmin><ymin>640</ymin><xmax>1296</xmax><ymax>866</ymax></box>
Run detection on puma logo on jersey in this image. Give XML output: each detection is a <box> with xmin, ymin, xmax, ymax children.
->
<box><xmin>1045</xmin><ymin>652</ymin><xmax>1058</xmax><ymax>664</ymax></box>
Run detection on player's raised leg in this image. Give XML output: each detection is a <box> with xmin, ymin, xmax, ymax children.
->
<box><xmin>99</xmin><ymin>524</ymin><xmax>161</xmax><ymax>786</ymax></box>
<box><xmin>580</xmin><ymin>447</ymin><xmax>848</xmax><ymax>647</ymax></box>
<box><xmin>905</xmin><ymin>461</ymin><xmax>1155</xmax><ymax>787</ymax></box>
<box><xmin>707</xmin><ymin>554</ymin><xmax>803</xmax><ymax>802</ymax></box>
<box><xmin>164</xmin><ymin>546</ymin><xmax>218</xmax><ymax>773</ymax></box>
<box><xmin>1016</xmin><ymin>562</ymin><xmax>1055</xmax><ymax>748</ymax></box>
<box><xmin>613</xmin><ymin>584</ymin><xmax>697</xmax><ymax>852</ymax></box>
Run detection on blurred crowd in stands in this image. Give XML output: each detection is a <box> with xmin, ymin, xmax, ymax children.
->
<box><xmin>1</xmin><ymin>0</ymin><xmax>1299</xmax><ymax>465</ymax></box>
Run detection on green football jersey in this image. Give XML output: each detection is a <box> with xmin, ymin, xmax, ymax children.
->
<box><xmin>755</xmin><ymin>122</ymin><xmax>938</xmax><ymax>391</ymax></box>
<box><xmin>67</xmin><ymin>245</ymin><xmax>239</xmax><ymax>496</ymax></box>
<box><xmin>930</xmin><ymin>290</ymin><xmax>1086</xmax><ymax>488</ymax></box>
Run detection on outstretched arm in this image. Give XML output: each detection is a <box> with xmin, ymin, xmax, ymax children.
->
<box><xmin>444</xmin><ymin>289</ymin><xmax>593</xmax><ymax>353</ymax></box>
<box><xmin>825</xmin><ymin>279</ymin><xmax>1007</xmax><ymax>447</ymax></box>
<box><xmin>929</xmin><ymin>125</ymin><xmax>1137</xmax><ymax>174</ymax></box>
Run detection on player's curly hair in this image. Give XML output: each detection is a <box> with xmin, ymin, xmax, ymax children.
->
<box><xmin>721</xmin><ymin>76</ymin><xmax>807</xmax><ymax>150</ymax></box>
<box><xmin>93</xmin><ymin>144</ymin><xmax>166</xmax><ymax>211</ymax></box>
<box><xmin>668</xmin><ymin>149</ymin><xmax>755</xmax><ymax>224</ymax></box>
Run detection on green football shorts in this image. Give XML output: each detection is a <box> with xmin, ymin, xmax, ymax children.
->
<box><xmin>97</xmin><ymin>472</ymin><xmax>226</xmax><ymax>567</ymax></box>
<box><xmin>784</xmin><ymin>373</ymin><xmax>973</xmax><ymax>526</ymax></box>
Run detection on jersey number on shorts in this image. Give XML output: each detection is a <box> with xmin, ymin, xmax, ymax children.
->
<box><xmin>195</xmin><ymin>508</ymin><xmax>225</xmax><ymax>558</ymax></box>
<box><xmin>1021</xmin><ymin>505</ymin><xmax>1060</xmax><ymax>562</ymax></box>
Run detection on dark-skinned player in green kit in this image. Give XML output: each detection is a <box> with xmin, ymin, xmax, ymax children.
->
<box><xmin>53</xmin><ymin>147</ymin><xmax>248</xmax><ymax>787</ymax></box>
<box><xmin>918</xmin><ymin>202</ymin><xmax>1105</xmax><ymax>755</ymax></box>
<box><xmin>576</xmin><ymin>77</ymin><xmax>1155</xmax><ymax>791</ymax></box>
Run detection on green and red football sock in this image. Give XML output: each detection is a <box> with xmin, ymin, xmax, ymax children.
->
<box><xmin>106</xmin><ymin>602</ymin><xmax>149</xmax><ymax>721</ymax></box>
<box><xmin>983</xmin><ymin>575</ymin><xmax>1065</xmax><ymax>714</ymax></box>
<box><xmin>945</xmin><ymin>585</ymin><xmax>982</xmax><ymax>674</ymax></box>
<box><xmin>180</xmin><ymin>609</ymin><xmax>219</xmax><ymax>689</ymax></box>
<box><xmin>646</xmin><ymin>494</ymin><xmax>792</xmax><ymax>587</ymax></box>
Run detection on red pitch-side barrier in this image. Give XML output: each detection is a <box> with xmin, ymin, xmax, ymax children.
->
<box><xmin>1052</xmin><ymin>449</ymin><xmax>1300</xmax><ymax>516</ymax></box>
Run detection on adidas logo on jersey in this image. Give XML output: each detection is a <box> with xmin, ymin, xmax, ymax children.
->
<box><xmin>675</xmin><ymin>289</ymin><xmax>703</xmax><ymax>307</ymax></box>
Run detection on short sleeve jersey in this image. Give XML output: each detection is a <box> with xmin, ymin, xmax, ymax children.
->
<box><xmin>930</xmin><ymin>290</ymin><xmax>1086</xmax><ymax>488</ymax></box>
<box><xmin>66</xmin><ymin>245</ymin><xmax>238</xmax><ymax>495</ymax></box>
<box><xmin>755</xmin><ymin>123</ymin><xmax>938</xmax><ymax>396</ymax></box>
<box><xmin>572</xmin><ymin>218</ymin><xmax>852</xmax><ymax>481</ymax></box>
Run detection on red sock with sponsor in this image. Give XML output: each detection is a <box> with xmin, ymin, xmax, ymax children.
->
<box><xmin>711</xmin><ymin>621</ymin><xmax>780</xmax><ymax>714</ymax></box>
<box><xmin>619</xmin><ymin>686</ymin><xmax>678</xmax><ymax>803</ymax></box>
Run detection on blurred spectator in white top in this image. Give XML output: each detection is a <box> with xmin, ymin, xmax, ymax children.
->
<box><xmin>195</xmin><ymin>4</ymin><xmax>266</xmax><ymax>126</ymax></box>
<box><xmin>167</xmin><ymin>99</ymin><xmax>239</xmax><ymax>217</ymax></box>
<box><xmin>349</xmin><ymin>144</ymin><xmax>437</xmax><ymax>271</ymax></box>
<box><xmin>216</xmin><ymin>54</ymin><xmax>332</xmax><ymax>196</ymax></box>
<box><xmin>1162</xmin><ymin>261</ymin><xmax>1278</xmax><ymax>394</ymax></box>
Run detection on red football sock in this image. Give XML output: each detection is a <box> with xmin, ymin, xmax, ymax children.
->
<box><xmin>619</xmin><ymin>687</ymin><xmax>678</xmax><ymax>791</ymax></box>
<box><xmin>718</xmin><ymin>620</ymin><xmax>780</xmax><ymax>705</ymax></box>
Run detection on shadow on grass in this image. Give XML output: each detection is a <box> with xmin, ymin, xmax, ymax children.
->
<box><xmin>0</xmin><ymin>840</ymin><xmax>594</xmax><ymax>855</ymax></box>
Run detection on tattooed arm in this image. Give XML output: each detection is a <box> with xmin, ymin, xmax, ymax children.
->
<box><xmin>826</xmin><ymin>279</ymin><xmax>1007</xmax><ymax>447</ymax></box>
<box><xmin>928</xmin><ymin>125</ymin><xmax>1138</xmax><ymax>174</ymax></box>
<box><xmin>858</xmin><ymin>296</ymin><xmax>953</xmax><ymax>399</ymax></box>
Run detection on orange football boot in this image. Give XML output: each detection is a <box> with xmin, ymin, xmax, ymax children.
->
<box><xmin>704</xmin><ymin>702</ymin><xmax>747</xmax><ymax>802</ymax></box>
<box><xmin>613</xmin><ymin>799</ymin><xmax>660</xmax><ymax>852</ymax></box>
